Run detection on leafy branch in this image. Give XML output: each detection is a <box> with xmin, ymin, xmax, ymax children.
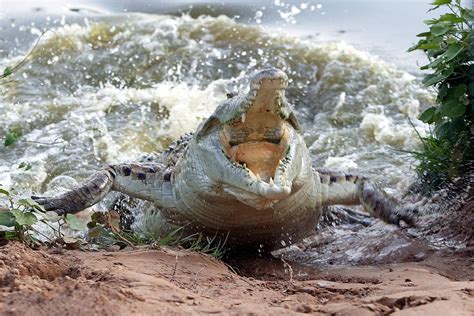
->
<box><xmin>408</xmin><ymin>0</ymin><xmax>473</xmax><ymax>187</ymax></box>
<box><xmin>0</xmin><ymin>187</ymin><xmax>85</xmax><ymax>248</ymax></box>
<box><xmin>0</xmin><ymin>30</ymin><xmax>50</xmax><ymax>81</ymax></box>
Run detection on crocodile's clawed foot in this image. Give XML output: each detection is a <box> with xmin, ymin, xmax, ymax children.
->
<box><xmin>392</xmin><ymin>209</ymin><xmax>416</xmax><ymax>228</ymax></box>
<box><xmin>31</xmin><ymin>195</ymin><xmax>69</xmax><ymax>215</ymax></box>
<box><xmin>358</xmin><ymin>181</ymin><xmax>419</xmax><ymax>228</ymax></box>
<box><xmin>395</xmin><ymin>204</ymin><xmax>422</xmax><ymax>228</ymax></box>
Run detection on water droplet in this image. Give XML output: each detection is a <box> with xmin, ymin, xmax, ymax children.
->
<box><xmin>291</xmin><ymin>6</ymin><xmax>301</xmax><ymax>15</ymax></box>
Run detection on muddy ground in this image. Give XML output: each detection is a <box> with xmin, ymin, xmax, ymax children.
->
<box><xmin>0</xmin><ymin>202</ymin><xmax>473</xmax><ymax>315</ymax></box>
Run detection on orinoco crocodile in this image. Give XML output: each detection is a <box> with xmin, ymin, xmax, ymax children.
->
<box><xmin>32</xmin><ymin>68</ymin><xmax>414</xmax><ymax>249</ymax></box>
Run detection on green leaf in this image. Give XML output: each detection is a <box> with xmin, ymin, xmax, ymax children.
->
<box><xmin>11</xmin><ymin>209</ymin><xmax>38</xmax><ymax>226</ymax></box>
<box><xmin>442</xmin><ymin>43</ymin><xmax>463</xmax><ymax>61</ymax></box>
<box><xmin>407</xmin><ymin>43</ymin><xmax>421</xmax><ymax>52</ymax></box>
<box><xmin>424</xmin><ymin>18</ymin><xmax>439</xmax><ymax>24</ymax></box>
<box><xmin>421</xmin><ymin>56</ymin><xmax>445</xmax><ymax>69</ymax></box>
<box><xmin>17</xmin><ymin>198</ymin><xmax>46</xmax><ymax>212</ymax></box>
<box><xmin>18</xmin><ymin>162</ymin><xmax>32</xmax><ymax>170</ymax></box>
<box><xmin>438</xmin><ymin>83</ymin><xmax>449</xmax><ymax>100</ymax></box>
<box><xmin>4</xmin><ymin>131</ymin><xmax>21</xmax><ymax>147</ymax></box>
<box><xmin>438</xmin><ymin>13</ymin><xmax>464</xmax><ymax>23</ymax></box>
<box><xmin>88</xmin><ymin>225</ymin><xmax>107</xmax><ymax>238</ymax></box>
<box><xmin>416</xmin><ymin>32</ymin><xmax>432</xmax><ymax>37</ymax></box>
<box><xmin>431</xmin><ymin>0</ymin><xmax>451</xmax><ymax>5</ymax></box>
<box><xmin>441</xmin><ymin>64</ymin><xmax>454</xmax><ymax>77</ymax></box>
<box><xmin>0</xmin><ymin>188</ymin><xmax>9</xmax><ymax>196</ymax></box>
<box><xmin>65</xmin><ymin>214</ymin><xmax>85</xmax><ymax>231</ymax></box>
<box><xmin>453</xmin><ymin>84</ymin><xmax>467</xmax><ymax>98</ymax></box>
<box><xmin>440</xmin><ymin>97</ymin><xmax>466</xmax><ymax>118</ymax></box>
<box><xmin>418</xmin><ymin>42</ymin><xmax>441</xmax><ymax>50</ymax></box>
<box><xmin>419</xmin><ymin>107</ymin><xmax>437</xmax><ymax>124</ymax></box>
<box><xmin>0</xmin><ymin>211</ymin><xmax>17</xmax><ymax>227</ymax></box>
<box><xmin>431</xmin><ymin>24</ymin><xmax>450</xmax><ymax>36</ymax></box>
<box><xmin>41</xmin><ymin>211</ymin><xmax>62</xmax><ymax>222</ymax></box>
<box><xmin>2</xmin><ymin>67</ymin><xmax>12</xmax><ymax>78</ymax></box>
<box><xmin>422</xmin><ymin>73</ymin><xmax>447</xmax><ymax>86</ymax></box>
<box><xmin>427</xmin><ymin>48</ymin><xmax>445</xmax><ymax>59</ymax></box>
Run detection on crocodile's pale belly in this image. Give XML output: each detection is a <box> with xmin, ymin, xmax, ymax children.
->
<box><xmin>171</xmin><ymin>181</ymin><xmax>321</xmax><ymax>247</ymax></box>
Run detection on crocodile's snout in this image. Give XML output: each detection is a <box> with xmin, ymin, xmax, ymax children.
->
<box><xmin>249</xmin><ymin>68</ymin><xmax>288</xmax><ymax>91</ymax></box>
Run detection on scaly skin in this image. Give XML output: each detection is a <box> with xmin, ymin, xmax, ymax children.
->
<box><xmin>32</xmin><ymin>68</ymin><xmax>414</xmax><ymax>249</ymax></box>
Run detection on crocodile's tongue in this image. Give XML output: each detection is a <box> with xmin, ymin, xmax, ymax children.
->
<box><xmin>228</xmin><ymin>141</ymin><xmax>286</xmax><ymax>182</ymax></box>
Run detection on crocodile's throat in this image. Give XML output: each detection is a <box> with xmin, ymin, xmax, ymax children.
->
<box><xmin>220</xmin><ymin>77</ymin><xmax>289</xmax><ymax>183</ymax></box>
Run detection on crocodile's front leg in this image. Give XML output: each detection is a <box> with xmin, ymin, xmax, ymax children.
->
<box><xmin>32</xmin><ymin>163</ymin><xmax>176</xmax><ymax>215</ymax></box>
<box><xmin>315</xmin><ymin>169</ymin><xmax>415</xmax><ymax>226</ymax></box>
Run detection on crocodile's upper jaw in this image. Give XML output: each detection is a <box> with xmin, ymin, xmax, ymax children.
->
<box><xmin>220</xmin><ymin>75</ymin><xmax>289</xmax><ymax>183</ymax></box>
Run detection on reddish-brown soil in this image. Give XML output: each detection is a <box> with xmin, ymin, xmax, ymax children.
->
<box><xmin>1</xmin><ymin>201</ymin><xmax>473</xmax><ymax>315</ymax></box>
<box><xmin>0</xmin><ymin>239</ymin><xmax>473</xmax><ymax>316</ymax></box>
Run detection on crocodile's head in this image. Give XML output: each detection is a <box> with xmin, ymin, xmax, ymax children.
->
<box><xmin>194</xmin><ymin>68</ymin><xmax>312</xmax><ymax>210</ymax></box>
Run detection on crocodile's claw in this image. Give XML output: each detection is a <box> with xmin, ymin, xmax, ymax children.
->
<box><xmin>391</xmin><ymin>209</ymin><xmax>416</xmax><ymax>227</ymax></box>
<box><xmin>31</xmin><ymin>195</ymin><xmax>76</xmax><ymax>215</ymax></box>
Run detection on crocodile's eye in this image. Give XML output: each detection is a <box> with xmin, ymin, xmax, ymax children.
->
<box><xmin>226</xmin><ymin>92</ymin><xmax>238</xmax><ymax>99</ymax></box>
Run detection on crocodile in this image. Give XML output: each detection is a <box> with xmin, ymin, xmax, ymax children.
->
<box><xmin>32</xmin><ymin>68</ymin><xmax>414</xmax><ymax>249</ymax></box>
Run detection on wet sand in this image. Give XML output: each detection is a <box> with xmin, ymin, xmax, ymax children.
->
<box><xmin>1</xmin><ymin>201</ymin><xmax>473</xmax><ymax>315</ymax></box>
<box><xmin>0</xmin><ymin>241</ymin><xmax>472</xmax><ymax>315</ymax></box>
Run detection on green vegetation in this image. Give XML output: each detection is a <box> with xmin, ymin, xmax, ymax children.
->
<box><xmin>86</xmin><ymin>211</ymin><xmax>228</xmax><ymax>258</ymax></box>
<box><xmin>0</xmin><ymin>187</ymin><xmax>85</xmax><ymax>248</ymax></box>
<box><xmin>0</xmin><ymin>187</ymin><xmax>227</xmax><ymax>258</ymax></box>
<box><xmin>408</xmin><ymin>0</ymin><xmax>473</xmax><ymax>191</ymax></box>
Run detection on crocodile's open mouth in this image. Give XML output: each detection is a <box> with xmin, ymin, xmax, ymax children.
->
<box><xmin>220</xmin><ymin>77</ymin><xmax>289</xmax><ymax>183</ymax></box>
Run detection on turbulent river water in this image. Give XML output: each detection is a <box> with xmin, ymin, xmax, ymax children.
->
<box><xmin>0</xmin><ymin>2</ymin><xmax>442</xmax><ymax>264</ymax></box>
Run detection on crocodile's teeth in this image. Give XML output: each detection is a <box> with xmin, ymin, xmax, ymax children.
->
<box><xmin>241</xmin><ymin>113</ymin><xmax>246</xmax><ymax>123</ymax></box>
<box><xmin>246</xmin><ymin>168</ymin><xmax>258</xmax><ymax>180</ymax></box>
<box><xmin>269</xmin><ymin>177</ymin><xmax>274</xmax><ymax>186</ymax></box>
<box><xmin>256</xmin><ymin>173</ymin><xmax>261</xmax><ymax>181</ymax></box>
